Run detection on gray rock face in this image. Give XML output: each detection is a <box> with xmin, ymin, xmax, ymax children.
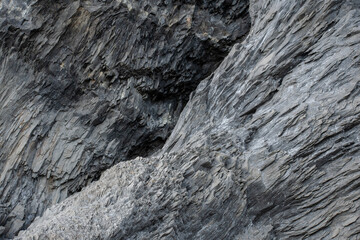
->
<box><xmin>2</xmin><ymin>0</ymin><xmax>360</xmax><ymax>239</ymax></box>
<box><xmin>0</xmin><ymin>0</ymin><xmax>249</xmax><ymax>237</ymax></box>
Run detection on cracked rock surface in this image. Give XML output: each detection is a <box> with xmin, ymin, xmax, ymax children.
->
<box><xmin>2</xmin><ymin>0</ymin><xmax>360</xmax><ymax>239</ymax></box>
<box><xmin>0</xmin><ymin>0</ymin><xmax>249</xmax><ymax>237</ymax></box>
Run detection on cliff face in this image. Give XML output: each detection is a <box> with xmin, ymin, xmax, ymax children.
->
<box><xmin>0</xmin><ymin>0</ymin><xmax>249</xmax><ymax>237</ymax></box>
<box><xmin>1</xmin><ymin>0</ymin><xmax>360</xmax><ymax>239</ymax></box>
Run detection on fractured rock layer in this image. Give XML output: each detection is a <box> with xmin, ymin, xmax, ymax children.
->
<box><xmin>0</xmin><ymin>0</ymin><xmax>250</xmax><ymax>237</ymax></box>
<box><xmin>15</xmin><ymin>0</ymin><xmax>360</xmax><ymax>239</ymax></box>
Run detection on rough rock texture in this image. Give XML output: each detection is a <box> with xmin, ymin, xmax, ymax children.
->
<box><xmin>2</xmin><ymin>0</ymin><xmax>360</xmax><ymax>239</ymax></box>
<box><xmin>0</xmin><ymin>0</ymin><xmax>250</xmax><ymax>237</ymax></box>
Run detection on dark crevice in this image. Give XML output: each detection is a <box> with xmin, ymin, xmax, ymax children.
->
<box><xmin>127</xmin><ymin>137</ymin><xmax>167</xmax><ymax>159</ymax></box>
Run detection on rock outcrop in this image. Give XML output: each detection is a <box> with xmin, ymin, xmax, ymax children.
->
<box><xmin>2</xmin><ymin>0</ymin><xmax>360</xmax><ymax>239</ymax></box>
<box><xmin>0</xmin><ymin>0</ymin><xmax>249</xmax><ymax>237</ymax></box>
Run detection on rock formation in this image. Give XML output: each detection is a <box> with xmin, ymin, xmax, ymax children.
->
<box><xmin>1</xmin><ymin>0</ymin><xmax>360</xmax><ymax>239</ymax></box>
<box><xmin>0</xmin><ymin>0</ymin><xmax>249</xmax><ymax>237</ymax></box>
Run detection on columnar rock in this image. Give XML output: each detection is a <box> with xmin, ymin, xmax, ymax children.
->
<box><xmin>13</xmin><ymin>0</ymin><xmax>360</xmax><ymax>239</ymax></box>
<box><xmin>0</xmin><ymin>0</ymin><xmax>250</xmax><ymax>237</ymax></box>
